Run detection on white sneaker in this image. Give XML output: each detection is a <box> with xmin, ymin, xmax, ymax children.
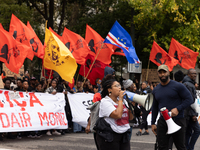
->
<box><xmin>52</xmin><ymin>131</ymin><xmax>61</xmax><ymax>135</ymax></box>
<box><xmin>46</xmin><ymin>131</ymin><xmax>52</xmax><ymax>136</ymax></box>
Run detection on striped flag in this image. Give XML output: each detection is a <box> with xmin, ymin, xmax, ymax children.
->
<box><xmin>104</xmin><ymin>21</ymin><xmax>140</xmax><ymax>63</ymax></box>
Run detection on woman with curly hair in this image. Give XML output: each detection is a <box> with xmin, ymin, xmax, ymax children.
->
<box><xmin>96</xmin><ymin>75</ymin><xmax>133</xmax><ymax>150</ymax></box>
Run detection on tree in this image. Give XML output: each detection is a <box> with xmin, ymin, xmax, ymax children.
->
<box><xmin>0</xmin><ymin>0</ymin><xmax>140</xmax><ymax>78</ymax></box>
<box><xmin>127</xmin><ymin>0</ymin><xmax>200</xmax><ymax>68</ymax></box>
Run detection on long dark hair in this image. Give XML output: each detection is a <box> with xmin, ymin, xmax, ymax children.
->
<box><xmin>101</xmin><ymin>75</ymin><xmax>116</xmax><ymax>98</ymax></box>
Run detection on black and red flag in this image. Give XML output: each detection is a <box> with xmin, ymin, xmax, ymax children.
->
<box><xmin>150</xmin><ymin>41</ymin><xmax>178</xmax><ymax>71</ymax></box>
<box><xmin>42</xmin><ymin>68</ymin><xmax>54</xmax><ymax>79</ymax></box>
<box><xmin>168</xmin><ymin>38</ymin><xmax>199</xmax><ymax>70</ymax></box>
<box><xmin>0</xmin><ymin>28</ymin><xmax>29</xmax><ymax>73</ymax></box>
<box><xmin>62</xmin><ymin>27</ymin><xmax>90</xmax><ymax>65</ymax></box>
<box><xmin>9</xmin><ymin>14</ymin><xmax>34</xmax><ymax>60</ymax></box>
<box><xmin>79</xmin><ymin>54</ymin><xmax>109</xmax><ymax>85</ymax></box>
<box><xmin>27</xmin><ymin>21</ymin><xmax>44</xmax><ymax>59</ymax></box>
<box><xmin>85</xmin><ymin>25</ymin><xmax>114</xmax><ymax>65</ymax></box>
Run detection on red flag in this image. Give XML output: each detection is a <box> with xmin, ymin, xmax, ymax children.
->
<box><xmin>42</xmin><ymin>68</ymin><xmax>54</xmax><ymax>79</ymax></box>
<box><xmin>62</xmin><ymin>27</ymin><xmax>90</xmax><ymax>65</ymax></box>
<box><xmin>49</xmin><ymin>27</ymin><xmax>62</xmax><ymax>40</ymax></box>
<box><xmin>79</xmin><ymin>54</ymin><xmax>109</xmax><ymax>85</ymax></box>
<box><xmin>112</xmin><ymin>45</ymin><xmax>125</xmax><ymax>56</ymax></box>
<box><xmin>0</xmin><ymin>28</ymin><xmax>29</xmax><ymax>73</ymax></box>
<box><xmin>150</xmin><ymin>41</ymin><xmax>178</xmax><ymax>71</ymax></box>
<box><xmin>27</xmin><ymin>21</ymin><xmax>44</xmax><ymax>59</ymax></box>
<box><xmin>0</xmin><ymin>23</ymin><xmax>3</xmax><ymax>29</ymax></box>
<box><xmin>168</xmin><ymin>38</ymin><xmax>199</xmax><ymax>70</ymax></box>
<box><xmin>68</xmin><ymin>78</ymin><xmax>75</xmax><ymax>89</ymax></box>
<box><xmin>9</xmin><ymin>14</ymin><xmax>34</xmax><ymax>60</ymax></box>
<box><xmin>85</xmin><ymin>25</ymin><xmax>114</xmax><ymax>64</ymax></box>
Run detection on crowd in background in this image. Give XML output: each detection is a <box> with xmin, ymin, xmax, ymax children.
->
<box><xmin>1</xmin><ymin>67</ymin><xmax>200</xmax><ymax>150</ymax></box>
<box><xmin>0</xmin><ymin>68</ymin><xmax>157</xmax><ymax>141</ymax></box>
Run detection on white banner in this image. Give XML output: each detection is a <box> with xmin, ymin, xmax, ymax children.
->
<box><xmin>0</xmin><ymin>90</ymin><xmax>67</xmax><ymax>132</ymax></box>
<box><xmin>67</xmin><ymin>93</ymin><xmax>94</xmax><ymax>128</ymax></box>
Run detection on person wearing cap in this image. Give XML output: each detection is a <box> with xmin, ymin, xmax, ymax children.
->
<box><xmin>151</xmin><ymin>65</ymin><xmax>193</xmax><ymax>150</ymax></box>
<box><xmin>123</xmin><ymin>79</ymin><xmax>142</xmax><ymax>140</ymax></box>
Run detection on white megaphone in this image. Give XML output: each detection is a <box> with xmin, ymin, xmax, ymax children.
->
<box><xmin>160</xmin><ymin>107</ymin><xmax>181</xmax><ymax>134</ymax></box>
<box><xmin>124</xmin><ymin>91</ymin><xmax>154</xmax><ymax>111</ymax></box>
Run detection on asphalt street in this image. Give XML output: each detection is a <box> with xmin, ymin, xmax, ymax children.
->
<box><xmin>0</xmin><ymin>128</ymin><xmax>199</xmax><ymax>150</ymax></box>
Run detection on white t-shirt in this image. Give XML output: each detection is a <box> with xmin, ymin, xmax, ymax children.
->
<box><xmin>99</xmin><ymin>96</ymin><xmax>130</xmax><ymax>133</ymax></box>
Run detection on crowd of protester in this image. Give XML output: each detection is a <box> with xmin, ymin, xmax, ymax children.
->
<box><xmin>0</xmin><ymin>69</ymin><xmax>162</xmax><ymax>141</ymax></box>
<box><xmin>1</xmin><ymin>67</ymin><xmax>199</xmax><ymax>150</ymax></box>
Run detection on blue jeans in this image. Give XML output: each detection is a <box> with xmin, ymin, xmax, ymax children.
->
<box><xmin>73</xmin><ymin>122</ymin><xmax>82</xmax><ymax>132</ymax></box>
<box><xmin>185</xmin><ymin>120</ymin><xmax>200</xmax><ymax>150</ymax></box>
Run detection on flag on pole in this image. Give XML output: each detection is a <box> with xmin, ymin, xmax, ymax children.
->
<box><xmin>168</xmin><ymin>38</ymin><xmax>199</xmax><ymax>70</ymax></box>
<box><xmin>79</xmin><ymin>54</ymin><xmax>109</xmax><ymax>85</ymax></box>
<box><xmin>27</xmin><ymin>21</ymin><xmax>44</xmax><ymax>59</ymax></box>
<box><xmin>43</xmin><ymin>27</ymin><xmax>77</xmax><ymax>83</ymax></box>
<box><xmin>85</xmin><ymin>25</ymin><xmax>113</xmax><ymax>65</ymax></box>
<box><xmin>0</xmin><ymin>28</ymin><xmax>29</xmax><ymax>73</ymax></box>
<box><xmin>150</xmin><ymin>41</ymin><xmax>178</xmax><ymax>71</ymax></box>
<box><xmin>62</xmin><ymin>27</ymin><xmax>90</xmax><ymax>65</ymax></box>
<box><xmin>9</xmin><ymin>14</ymin><xmax>34</xmax><ymax>60</ymax></box>
<box><xmin>104</xmin><ymin>21</ymin><xmax>140</xmax><ymax>63</ymax></box>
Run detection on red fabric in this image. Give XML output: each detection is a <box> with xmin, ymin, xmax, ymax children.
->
<box><xmin>68</xmin><ymin>78</ymin><xmax>75</xmax><ymax>89</ymax></box>
<box><xmin>85</xmin><ymin>25</ymin><xmax>114</xmax><ymax>65</ymax></box>
<box><xmin>0</xmin><ymin>23</ymin><xmax>3</xmax><ymax>29</ymax></box>
<box><xmin>79</xmin><ymin>54</ymin><xmax>109</xmax><ymax>85</ymax></box>
<box><xmin>92</xmin><ymin>93</ymin><xmax>101</xmax><ymax>103</ymax></box>
<box><xmin>49</xmin><ymin>27</ymin><xmax>62</xmax><ymax>40</ymax></box>
<box><xmin>112</xmin><ymin>45</ymin><xmax>125</xmax><ymax>56</ymax></box>
<box><xmin>62</xmin><ymin>27</ymin><xmax>90</xmax><ymax>65</ymax></box>
<box><xmin>27</xmin><ymin>21</ymin><xmax>44</xmax><ymax>59</ymax></box>
<box><xmin>9</xmin><ymin>14</ymin><xmax>34</xmax><ymax>60</ymax></box>
<box><xmin>1</xmin><ymin>73</ymin><xmax>5</xmax><ymax>80</ymax></box>
<box><xmin>42</xmin><ymin>67</ymin><xmax>54</xmax><ymax>79</ymax></box>
<box><xmin>150</xmin><ymin>41</ymin><xmax>178</xmax><ymax>72</ymax></box>
<box><xmin>168</xmin><ymin>38</ymin><xmax>199</xmax><ymax>70</ymax></box>
<box><xmin>0</xmin><ymin>28</ymin><xmax>29</xmax><ymax>73</ymax></box>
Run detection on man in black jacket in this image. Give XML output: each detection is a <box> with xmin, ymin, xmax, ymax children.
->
<box><xmin>182</xmin><ymin>69</ymin><xmax>200</xmax><ymax>150</ymax></box>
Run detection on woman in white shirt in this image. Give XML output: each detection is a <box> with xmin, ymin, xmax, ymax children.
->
<box><xmin>96</xmin><ymin>75</ymin><xmax>133</xmax><ymax>150</ymax></box>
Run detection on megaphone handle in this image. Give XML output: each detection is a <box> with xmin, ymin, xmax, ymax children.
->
<box><xmin>169</xmin><ymin>112</ymin><xmax>171</xmax><ymax>117</ymax></box>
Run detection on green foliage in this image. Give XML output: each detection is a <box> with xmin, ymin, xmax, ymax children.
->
<box><xmin>3</xmin><ymin>0</ymin><xmax>200</xmax><ymax>77</ymax></box>
<box><xmin>127</xmin><ymin>0</ymin><xmax>200</xmax><ymax>68</ymax></box>
<box><xmin>0</xmin><ymin>0</ymin><xmax>33</xmax><ymax>31</ymax></box>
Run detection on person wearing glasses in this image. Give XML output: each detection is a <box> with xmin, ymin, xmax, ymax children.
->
<box><xmin>96</xmin><ymin>75</ymin><xmax>133</xmax><ymax>150</ymax></box>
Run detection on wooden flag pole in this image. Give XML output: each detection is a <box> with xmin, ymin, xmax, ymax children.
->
<box><xmin>40</xmin><ymin>65</ymin><xmax>44</xmax><ymax>81</ymax></box>
<box><xmin>146</xmin><ymin>59</ymin><xmax>150</xmax><ymax>81</ymax></box>
<box><xmin>47</xmin><ymin>69</ymin><xmax>53</xmax><ymax>89</ymax></box>
<box><xmin>84</xmin><ymin>65</ymin><xmax>85</xmax><ymax>79</ymax></box>
<box><xmin>83</xmin><ymin>43</ymin><xmax>104</xmax><ymax>85</ymax></box>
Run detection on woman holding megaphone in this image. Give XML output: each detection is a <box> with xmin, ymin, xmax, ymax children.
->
<box><xmin>95</xmin><ymin>75</ymin><xmax>133</xmax><ymax>150</ymax></box>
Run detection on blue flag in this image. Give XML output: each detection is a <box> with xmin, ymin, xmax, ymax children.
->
<box><xmin>104</xmin><ymin>21</ymin><xmax>140</xmax><ymax>63</ymax></box>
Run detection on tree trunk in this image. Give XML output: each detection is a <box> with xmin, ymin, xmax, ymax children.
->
<box><xmin>48</xmin><ymin>0</ymin><xmax>54</xmax><ymax>29</ymax></box>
